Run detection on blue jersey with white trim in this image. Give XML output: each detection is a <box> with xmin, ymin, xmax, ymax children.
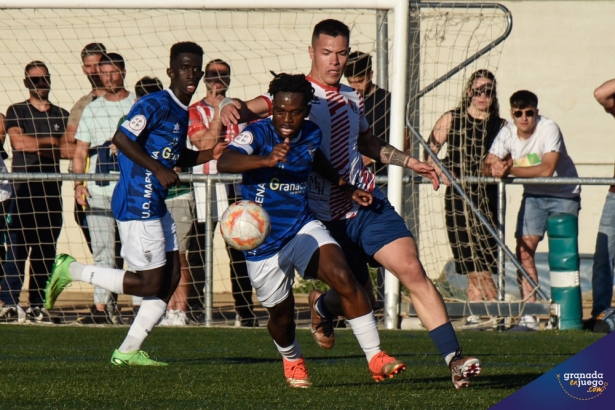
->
<box><xmin>228</xmin><ymin>118</ymin><xmax>322</xmax><ymax>261</ymax></box>
<box><xmin>112</xmin><ymin>89</ymin><xmax>189</xmax><ymax>221</ymax></box>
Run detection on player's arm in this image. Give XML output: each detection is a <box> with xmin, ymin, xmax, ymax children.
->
<box><xmin>112</xmin><ymin>129</ymin><xmax>180</xmax><ymax>188</ymax></box>
<box><xmin>312</xmin><ymin>148</ymin><xmax>372</xmax><ymax>206</ymax></box>
<box><xmin>219</xmin><ymin>96</ymin><xmax>270</xmax><ymax>126</ymax></box>
<box><xmin>217</xmin><ymin>139</ymin><xmax>290</xmax><ymax>173</ymax></box>
<box><xmin>175</xmin><ymin>141</ymin><xmax>228</xmax><ymax>168</ymax></box>
<box><xmin>509</xmin><ymin>151</ymin><xmax>559</xmax><ymax>178</ymax></box>
<box><xmin>594</xmin><ymin>79</ymin><xmax>615</xmax><ymax>117</ymax></box>
<box><xmin>72</xmin><ymin>139</ymin><xmax>91</xmax><ymax>206</ymax></box>
<box><xmin>357</xmin><ymin>129</ymin><xmax>440</xmax><ymax>191</ymax></box>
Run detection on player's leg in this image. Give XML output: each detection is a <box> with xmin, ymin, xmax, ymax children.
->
<box><xmin>245</xmin><ymin>249</ymin><xmax>311</xmax><ymax>388</ymax></box>
<box><xmin>300</xmin><ymin>221</ymin><xmax>405</xmax><ymax>382</ymax></box>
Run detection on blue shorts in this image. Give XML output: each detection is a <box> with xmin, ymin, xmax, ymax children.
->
<box><xmin>322</xmin><ymin>187</ymin><xmax>412</xmax><ymax>285</ymax></box>
<box><xmin>515</xmin><ymin>195</ymin><xmax>581</xmax><ymax>238</ymax></box>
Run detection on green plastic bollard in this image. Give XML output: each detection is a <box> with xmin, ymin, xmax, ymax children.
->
<box><xmin>546</xmin><ymin>212</ymin><xmax>583</xmax><ymax>330</ymax></box>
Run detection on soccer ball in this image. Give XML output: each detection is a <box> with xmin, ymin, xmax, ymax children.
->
<box><xmin>220</xmin><ymin>200</ymin><xmax>271</xmax><ymax>251</ymax></box>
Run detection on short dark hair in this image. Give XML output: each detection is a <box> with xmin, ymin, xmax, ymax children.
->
<box><xmin>510</xmin><ymin>90</ymin><xmax>538</xmax><ymax>109</ymax></box>
<box><xmin>268</xmin><ymin>73</ymin><xmax>314</xmax><ymax>108</ymax></box>
<box><xmin>170</xmin><ymin>42</ymin><xmax>204</xmax><ymax>66</ymax></box>
<box><xmin>312</xmin><ymin>19</ymin><xmax>350</xmax><ymax>44</ymax></box>
<box><xmin>135</xmin><ymin>76</ymin><xmax>163</xmax><ymax>98</ymax></box>
<box><xmin>24</xmin><ymin>60</ymin><xmax>48</xmax><ymax>77</ymax></box>
<box><xmin>99</xmin><ymin>53</ymin><xmax>125</xmax><ymax>70</ymax></box>
<box><xmin>344</xmin><ymin>51</ymin><xmax>372</xmax><ymax>78</ymax></box>
<box><xmin>80</xmin><ymin>43</ymin><xmax>106</xmax><ymax>61</ymax></box>
<box><xmin>205</xmin><ymin>59</ymin><xmax>231</xmax><ymax>76</ymax></box>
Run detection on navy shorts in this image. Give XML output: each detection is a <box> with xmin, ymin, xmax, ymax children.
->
<box><xmin>322</xmin><ymin>187</ymin><xmax>413</xmax><ymax>285</ymax></box>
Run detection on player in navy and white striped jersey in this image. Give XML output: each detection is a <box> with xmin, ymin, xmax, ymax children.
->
<box><xmin>218</xmin><ymin>73</ymin><xmax>406</xmax><ymax>388</ymax></box>
<box><xmin>45</xmin><ymin>42</ymin><xmax>226</xmax><ymax>366</ymax></box>
<box><xmin>220</xmin><ymin>19</ymin><xmax>482</xmax><ymax>390</ymax></box>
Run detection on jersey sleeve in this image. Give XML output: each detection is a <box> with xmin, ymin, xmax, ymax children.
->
<box><xmin>540</xmin><ymin>120</ymin><xmax>563</xmax><ymax>153</ymax></box>
<box><xmin>188</xmin><ymin>103</ymin><xmax>209</xmax><ymax>137</ymax></box>
<box><xmin>488</xmin><ymin>126</ymin><xmax>512</xmax><ymax>159</ymax></box>
<box><xmin>258</xmin><ymin>94</ymin><xmax>273</xmax><ymax>117</ymax></box>
<box><xmin>119</xmin><ymin>97</ymin><xmax>162</xmax><ymax>142</ymax></box>
<box><xmin>228</xmin><ymin>124</ymin><xmax>263</xmax><ymax>155</ymax></box>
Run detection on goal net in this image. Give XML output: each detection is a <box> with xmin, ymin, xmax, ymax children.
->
<box><xmin>0</xmin><ymin>3</ymin><xmax>514</xmax><ymax>327</ymax></box>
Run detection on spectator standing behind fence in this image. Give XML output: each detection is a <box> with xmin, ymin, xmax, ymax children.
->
<box><xmin>344</xmin><ymin>51</ymin><xmax>391</xmax><ymax>187</ymax></box>
<box><xmin>485</xmin><ymin>90</ymin><xmax>581</xmax><ymax>331</ymax></box>
<box><xmin>0</xmin><ymin>61</ymin><xmax>69</xmax><ymax>323</ymax></box>
<box><xmin>0</xmin><ymin>114</ymin><xmax>12</xmax><ymax>278</ymax></box>
<box><xmin>73</xmin><ymin>53</ymin><xmax>136</xmax><ymax>324</ymax></box>
<box><xmin>188</xmin><ymin>59</ymin><xmax>258</xmax><ymax>327</ymax></box>
<box><xmin>64</xmin><ymin>43</ymin><xmax>108</xmax><ymax>252</ymax></box>
<box><xmin>588</xmin><ymin>78</ymin><xmax>615</xmax><ymax>332</ymax></box>
<box><xmin>427</xmin><ymin>70</ymin><xmax>505</xmax><ymax>329</ymax></box>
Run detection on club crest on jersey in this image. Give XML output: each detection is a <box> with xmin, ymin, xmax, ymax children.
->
<box><xmin>348</xmin><ymin>100</ymin><xmax>359</xmax><ymax>114</ymax></box>
<box><xmin>173</xmin><ymin>123</ymin><xmax>181</xmax><ymax>134</ymax></box>
<box><xmin>233</xmin><ymin>131</ymin><xmax>253</xmax><ymax>145</ymax></box>
<box><xmin>308</xmin><ymin>145</ymin><xmax>315</xmax><ymax>159</ymax></box>
<box><xmin>128</xmin><ymin>115</ymin><xmax>146</xmax><ymax>132</ymax></box>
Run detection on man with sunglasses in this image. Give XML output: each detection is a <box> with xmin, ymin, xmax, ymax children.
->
<box><xmin>485</xmin><ymin>90</ymin><xmax>581</xmax><ymax>331</ymax></box>
<box><xmin>0</xmin><ymin>61</ymin><xmax>69</xmax><ymax>323</ymax></box>
<box><xmin>187</xmin><ymin>59</ymin><xmax>257</xmax><ymax>327</ymax></box>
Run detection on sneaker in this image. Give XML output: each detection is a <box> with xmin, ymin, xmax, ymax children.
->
<box><xmin>159</xmin><ymin>310</ymin><xmax>188</xmax><ymax>327</ymax></box>
<box><xmin>449</xmin><ymin>350</ymin><xmax>481</xmax><ymax>389</ymax></box>
<box><xmin>0</xmin><ymin>305</ymin><xmax>27</xmax><ymax>323</ymax></box>
<box><xmin>26</xmin><ymin>306</ymin><xmax>53</xmax><ymax>323</ymax></box>
<box><xmin>368</xmin><ymin>351</ymin><xmax>406</xmax><ymax>382</ymax></box>
<box><xmin>283</xmin><ymin>357</ymin><xmax>312</xmax><ymax>388</ymax></box>
<box><xmin>110</xmin><ymin>349</ymin><xmax>168</xmax><ymax>366</ymax></box>
<box><xmin>508</xmin><ymin>315</ymin><xmax>539</xmax><ymax>332</ymax></box>
<box><xmin>234</xmin><ymin>315</ymin><xmax>259</xmax><ymax>328</ymax></box>
<box><xmin>77</xmin><ymin>305</ymin><xmax>113</xmax><ymax>325</ymax></box>
<box><xmin>308</xmin><ymin>290</ymin><xmax>334</xmax><ymax>349</ymax></box>
<box><xmin>44</xmin><ymin>254</ymin><xmax>75</xmax><ymax>310</ymax></box>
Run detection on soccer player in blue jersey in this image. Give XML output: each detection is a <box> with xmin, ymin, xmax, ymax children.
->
<box><xmin>44</xmin><ymin>42</ymin><xmax>226</xmax><ymax>366</ymax></box>
<box><xmin>216</xmin><ymin>73</ymin><xmax>405</xmax><ymax>388</ymax></box>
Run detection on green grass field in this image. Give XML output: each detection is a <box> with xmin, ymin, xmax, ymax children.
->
<box><xmin>0</xmin><ymin>326</ymin><xmax>602</xmax><ymax>409</ymax></box>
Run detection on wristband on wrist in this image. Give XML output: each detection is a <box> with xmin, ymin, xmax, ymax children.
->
<box><xmin>219</xmin><ymin>97</ymin><xmax>234</xmax><ymax>111</ymax></box>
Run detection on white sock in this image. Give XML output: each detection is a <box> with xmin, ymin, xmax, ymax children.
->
<box><xmin>118</xmin><ymin>297</ymin><xmax>167</xmax><ymax>353</ymax></box>
<box><xmin>70</xmin><ymin>263</ymin><xmax>125</xmax><ymax>295</ymax></box>
<box><xmin>346</xmin><ymin>311</ymin><xmax>381</xmax><ymax>363</ymax></box>
<box><xmin>274</xmin><ymin>339</ymin><xmax>303</xmax><ymax>362</ymax></box>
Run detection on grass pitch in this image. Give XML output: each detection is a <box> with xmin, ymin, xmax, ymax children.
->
<box><xmin>0</xmin><ymin>325</ymin><xmax>602</xmax><ymax>409</ymax></box>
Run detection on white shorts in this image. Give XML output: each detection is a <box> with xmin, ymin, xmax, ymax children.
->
<box><xmin>117</xmin><ymin>212</ymin><xmax>178</xmax><ymax>271</ymax></box>
<box><xmin>246</xmin><ymin>220</ymin><xmax>338</xmax><ymax>308</ymax></box>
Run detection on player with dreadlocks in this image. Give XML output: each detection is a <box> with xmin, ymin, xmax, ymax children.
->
<box><xmin>217</xmin><ymin>73</ymin><xmax>406</xmax><ymax>388</ymax></box>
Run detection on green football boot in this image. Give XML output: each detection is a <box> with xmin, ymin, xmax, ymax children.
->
<box><xmin>110</xmin><ymin>349</ymin><xmax>168</xmax><ymax>366</ymax></box>
<box><xmin>44</xmin><ymin>253</ymin><xmax>76</xmax><ymax>310</ymax></box>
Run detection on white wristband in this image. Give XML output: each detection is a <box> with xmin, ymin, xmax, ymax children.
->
<box><xmin>219</xmin><ymin>97</ymin><xmax>234</xmax><ymax>111</ymax></box>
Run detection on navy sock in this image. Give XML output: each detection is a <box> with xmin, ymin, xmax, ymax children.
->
<box><xmin>428</xmin><ymin>321</ymin><xmax>460</xmax><ymax>360</ymax></box>
<box><xmin>315</xmin><ymin>293</ymin><xmax>334</xmax><ymax>319</ymax></box>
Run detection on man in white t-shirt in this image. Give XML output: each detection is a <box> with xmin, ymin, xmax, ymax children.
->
<box><xmin>73</xmin><ymin>53</ymin><xmax>136</xmax><ymax>323</ymax></box>
<box><xmin>485</xmin><ymin>90</ymin><xmax>581</xmax><ymax>331</ymax></box>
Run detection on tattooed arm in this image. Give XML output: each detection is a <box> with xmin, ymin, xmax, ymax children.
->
<box><xmin>358</xmin><ymin>129</ymin><xmax>440</xmax><ymax>191</ymax></box>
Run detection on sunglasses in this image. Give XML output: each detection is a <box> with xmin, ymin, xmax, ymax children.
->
<box><xmin>205</xmin><ymin>71</ymin><xmax>230</xmax><ymax>78</ymax></box>
<box><xmin>471</xmin><ymin>87</ymin><xmax>494</xmax><ymax>98</ymax></box>
<box><xmin>512</xmin><ymin>109</ymin><xmax>535</xmax><ymax>118</ymax></box>
<box><xmin>27</xmin><ymin>75</ymin><xmax>51</xmax><ymax>84</ymax></box>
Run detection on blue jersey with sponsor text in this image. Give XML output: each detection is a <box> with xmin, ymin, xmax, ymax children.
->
<box><xmin>228</xmin><ymin>118</ymin><xmax>321</xmax><ymax>261</ymax></box>
<box><xmin>112</xmin><ymin>89</ymin><xmax>189</xmax><ymax>221</ymax></box>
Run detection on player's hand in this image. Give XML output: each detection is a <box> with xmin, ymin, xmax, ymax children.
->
<box><xmin>220</xmin><ymin>99</ymin><xmax>242</xmax><ymax>126</ymax></box>
<box><xmin>155</xmin><ymin>166</ymin><xmax>181</xmax><ymax>188</ymax></box>
<box><xmin>340</xmin><ymin>184</ymin><xmax>373</xmax><ymax>206</ymax></box>
<box><xmin>75</xmin><ymin>185</ymin><xmax>90</xmax><ymax>207</ymax></box>
<box><xmin>109</xmin><ymin>143</ymin><xmax>118</xmax><ymax>156</ymax></box>
<box><xmin>212</xmin><ymin>141</ymin><xmax>229</xmax><ymax>160</ymax></box>
<box><xmin>408</xmin><ymin>158</ymin><xmax>440</xmax><ymax>191</ymax></box>
<box><xmin>264</xmin><ymin>138</ymin><xmax>290</xmax><ymax>167</ymax></box>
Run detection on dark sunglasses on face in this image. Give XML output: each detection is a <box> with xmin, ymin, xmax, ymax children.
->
<box><xmin>471</xmin><ymin>87</ymin><xmax>494</xmax><ymax>98</ymax></box>
<box><xmin>27</xmin><ymin>76</ymin><xmax>51</xmax><ymax>84</ymax></box>
<box><xmin>512</xmin><ymin>109</ymin><xmax>535</xmax><ymax>118</ymax></box>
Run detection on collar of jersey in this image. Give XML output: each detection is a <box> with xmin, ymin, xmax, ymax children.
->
<box><xmin>306</xmin><ymin>76</ymin><xmax>340</xmax><ymax>92</ymax></box>
<box><xmin>165</xmin><ymin>89</ymin><xmax>188</xmax><ymax>111</ymax></box>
